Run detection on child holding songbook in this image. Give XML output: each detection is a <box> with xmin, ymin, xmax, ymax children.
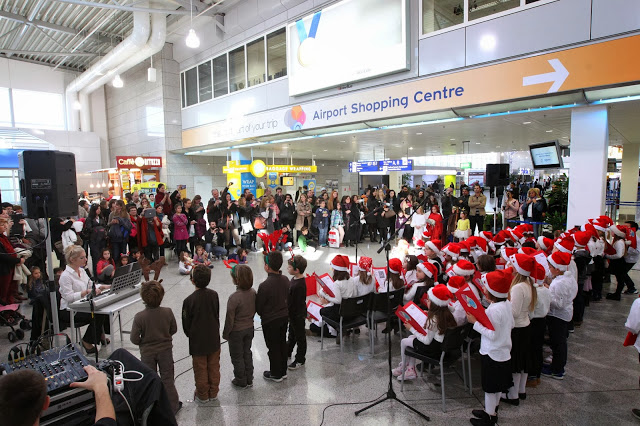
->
<box><xmin>378</xmin><ymin>258</ymin><xmax>405</xmax><ymax>292</ymax></box>
<box><xmin>446</xmin><ymin>276</ymin><xmax>468</xmax><ymax>326</ymax></box>
<box><xmin>318</xmin><ymin>255</ymin><xmax>357</xmax><ymax>330</ymax></box>
<box><xmin>466</xmin><ymin>270</ymin><xmax>515</xmax><ymax>426</ymax></box>
<box><xmin>351</xmin><ymin>256</ymin><xmax>375</xmax><ymax>297</ymax></box>
<box><xmin>222</xmin><ymin>264</ymin><xmax>256</xmax><ymax>388</ymax></box>
<box><xmin>403</xmin><ymin>255</ymin><xmax>419</xmax><ymax>287</ymax></box>
<box><xmin>393</xmin><ymin>284</ymin><xmax>457</xmax><ymax>381</ymax></box>
<box><xmin>287</xmin><ymin>255</ymin><xmax>308</xmax><ymax>370</ymax></box>
<box><xmin>404</xmin><ymin>261</ymin><xmax>437</xmax><ymax>304</ymax></box>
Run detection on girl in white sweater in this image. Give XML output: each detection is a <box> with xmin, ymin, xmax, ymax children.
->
<box><xmin>404</xmin><ymin>261</ymin><xmax>436</xmax><ymax>305</ymax></box>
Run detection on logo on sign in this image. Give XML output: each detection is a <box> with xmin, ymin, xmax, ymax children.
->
<box><xmin>463</xmin><ymin>294</ymin><xmax>477</xmax><ymax>309</ymax></box>
<box><xmin>117</xmin><ymin>156</ymin><xmax>162</xmax><ymax>169</ymax></box>
<box><xmin>284</xmin><ymin>105</ymin><xmax>306</xmax><ymax>130</ymax></box>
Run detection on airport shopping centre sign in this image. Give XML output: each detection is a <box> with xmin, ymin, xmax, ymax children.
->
<box><xmin>183</xmin><ymin>35</ymin><xmax>640</xmax><ymax>149</ymax></box>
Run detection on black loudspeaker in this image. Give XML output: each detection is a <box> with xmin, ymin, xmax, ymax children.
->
<box><xmin>19</xmin><ymin>151</ymin><xmax>78</xmax><ymax>218</ymax></box>
<box><xmin>485</xmin><ymin>164</ymin><xmax>510</xmax><ymax>187</ymax></box>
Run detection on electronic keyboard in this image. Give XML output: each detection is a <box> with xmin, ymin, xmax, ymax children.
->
<box><xmin>69</xmin><ymin>283</ymin><xmax>141</xmax><ymax>310</ymax></box>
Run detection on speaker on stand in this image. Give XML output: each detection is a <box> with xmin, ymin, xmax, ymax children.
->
<box><xmin>485</xmin><ymin>164</ymin><xmax>511</xmax><ymax>233</ymax></box>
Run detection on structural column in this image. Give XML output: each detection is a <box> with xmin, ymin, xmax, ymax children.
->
<box><xmin>619</xmin><ymin>143</ymin><xmax>639</xmax><ymax>222</ymax></box>
<box><xmin>567</xmin><ymin>105</ymin><xmax>609</xmax><ymax>228</ymax></box>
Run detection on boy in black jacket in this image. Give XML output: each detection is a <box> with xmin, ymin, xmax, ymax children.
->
<box><xmin>286</xmin><ymin>255</ymin><xmax>308</xmax><ymax>370</ymax></box>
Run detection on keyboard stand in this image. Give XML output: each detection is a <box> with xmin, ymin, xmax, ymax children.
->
<box><xmin>68</xmin><ymin>293</ymin><xmax>142</xmax><ymax>354</ymax></box>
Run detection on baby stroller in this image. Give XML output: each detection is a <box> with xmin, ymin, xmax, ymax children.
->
<box><xmin>0</xmin><ymin>303</ymin><xmax>32</xmax><ymax>342</ymax></box>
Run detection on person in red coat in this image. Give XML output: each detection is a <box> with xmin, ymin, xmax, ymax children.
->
<box><xmin>0</xmin><ymin>217</ymin><xmax>23</xmax><ymax>304</ymax></box>
<box><xmin>154</xmin><ymin>184</ymin><xmax>172</xmax><ymax>216</ymax></box>
<box><xmin>138</xmin><ymin>213</ymin><xmax>164</xmax><ymax>262</ymax></box>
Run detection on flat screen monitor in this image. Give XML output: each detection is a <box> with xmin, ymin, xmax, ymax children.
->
<box><xmin>529</xmin><ymin>141</ymin><xmax>564</xmax><ymax>170</ymax></box>
<box><xmin>281</xmin><ymin>176</ymin><xmax>294</xmax><ymax>186</ymax></box>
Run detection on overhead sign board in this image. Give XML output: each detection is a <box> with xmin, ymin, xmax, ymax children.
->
<box><xmin>116</xmin><ymin>156</ymin><xmax>163</xmax><ymax>169</ymax></box>
<box><xmin>349</xmin><ymin>161</ymin><xmax>380</xmax><ymax>172</ymax></box>
<box><xmin>184</xmin><ymin>35</ymin><xmax>640</xmax><ymax>150</ymax></box>
<box><xmin>460</xmin><ymin>162</ymin><xmax>472</xmax><ymax>169</ymax></box>
<box><xmin>349</xmin><ymin>159</ymin><xmax>413</xmax><ymax>172</ymax></box>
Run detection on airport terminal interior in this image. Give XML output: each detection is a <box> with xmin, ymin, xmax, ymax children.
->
<box><xmin>0</xmin><ymin>0</ymin><xmax>640</xmax><ymax>424</ymax></box>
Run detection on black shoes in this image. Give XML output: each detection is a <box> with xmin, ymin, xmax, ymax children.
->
<box><xmin>500</xmin><ymin>396</ymin><xmax>520</xmax><ymax>406</ymax></box>
<box><xmin>606</xmin><ymin>293</ymin><xmax>621</xmax><ymax>301</ymax></box>
<box><xmin>519</xmin><ymin>393</ymin><xmax>527</xmax><ymax>400</ymax></box>
<box><xmin>263</xmin><ymin>371</ymin><xmax>284</xmax><ymax>382</ymax></box>
<box><xmin>470</xmin><ymin>410</ymin><xmax>497</xmax><ymax>425</ymax></box>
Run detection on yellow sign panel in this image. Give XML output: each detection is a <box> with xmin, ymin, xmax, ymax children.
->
<box><xmin>223</xmin><ymin>161</ymin><xmax>317</xmax><ymax>175</ymax></box>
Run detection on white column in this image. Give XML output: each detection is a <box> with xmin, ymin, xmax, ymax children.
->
<box><xmin>567</xmin><ymin>105</ymin><xmax>609</xmax><ymax>228</ymax></box>
<box><xmin>619</xmin><ymin>143</ymin><xmax>639</xmax><ymax>221</ymax></box>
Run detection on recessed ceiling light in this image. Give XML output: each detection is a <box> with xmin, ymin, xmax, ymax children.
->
<box><xmin>523</xmin><ymin>121</ymin><xmax>531</xmax><ymax>124</ymax></box>
<box><xmin>475</xmin><ymin>142</ymin><xmax>481</xmax><ymax>145</ymax></box>
<box><xmin>546</xmin><ymin>130</ymin><xmax>553</xmax><ymax>133</ymax></box>
<box><xmin>323</xmin><ymin>149</ymin><xmax>328</xmax><ymax>151</ymax></box>
<box><xmin>450</xmin><ymin>138</ymin><xmax>456</xmax><ymax>141</ymax></box>
<box><xmin>409</xmin><ymin>147</ymin><xmax>413</xmax><ymax>150</ymax></box>
<box><xmin>416</xmin><ymin>132</ymin><xmax>422</xmax><ymax>135</ymax></box>
<box><xmin>496</xmin><ymin>146</ymin><xmax>501</xmax><ymax>148</ymax></box>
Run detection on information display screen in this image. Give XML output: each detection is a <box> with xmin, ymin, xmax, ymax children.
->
<box><xmin>529</xmin><ymin>141</ymin><xmax>564</xmax><ymax>169</ymax></box>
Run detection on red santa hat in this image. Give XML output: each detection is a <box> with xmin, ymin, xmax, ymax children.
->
<box><xmin>427</xmin><ymin>284</ymin><xmax>454</xmax><ymax>307</ymax></box>
<box><xmin>417</xmin><ymin>254</ymin><xmax>429</xmax><ymax>263</ymax></box>
<box><xmin>509</xmin><ymin>253</ymin><xmax>536</xmax><ymax>277</ymax></box>
<box><xmin>442</xmin><ymin>243</ymin><xmax>461</xmax><ymax>260</ymax></box>
<box><xmin>389</xmin><ymin>258</ymin><xmax>402</xmax><ymax>274</ymax></box>
<box><xmin>524</xmin><ymin>224</ymin><xmax>534</xmax><ymax>234</ymax></box>
<box><xmin>573</xmin><ymin>231</ymin><xmax>590</xmax><ymax>248</ymax></box>
<box><xmin>531</xmin><ymin>261</ymin><xmax>547</xmax><ymax>285</ymax></box>
<box><xmin>610</xmin><ymin>224</ymin><xmax>627</xmax><ymax>238</ymax></box>
<box><xmin>583</xmin><ymin>223</ymin><xmax>599</xmax><ymax>239</ymax></box>
<box><xmin>479</xmin><ymin>231</ymin><xmax>493</xmax><ymax>242</ymax></box>
<box><xmin>417</xmin><ymin>261</ymin><xmax>437</xmax><ymax>279</ymax></box>
<box><xmin>358</xmin><ymin>256</ymin><xmax>373</xmax><ymax>273</ymax></box>
<box><xmin>509</xmin><ymin>229</ymin><xmax>525</xmax><ymax>244</ymax></box>
<box><xmin>415</xmin><ymin>239</ymin><xmax>426</xmax><ymax>248</ymax></box>
<box><xmin>514</xmin><ymin>225</ymin><xmax>527</xmax><ymax>235</ymax></box>
<box><xmin>422</xmin><ymin>229</ymin><xmax>432</xmax><ymax>240</ymax></box>
<box><xmin>458</xmin><ymin>240</ymin><xmax>470</xmax><ymax>253</ymax></box>
<box><xmin>501</xmin><ymin>246</ymin><xmax>519</xmax><ymax>264</ymax></box>
<box><xmin>554</xmin><ymin>237</ymin><xmax>575</xmax><ymax>254</ymax></box>
<box><xmin>453</xmin><ymin>259</ymin><xmax>476</xmax><ymax>276</ymax></box>
<box><xmin>475</xmin><ymin>238</ymin><xmax>488</xmax><ymax>254</ymax></box>
<box><xmin>519</xmin><ymin>247</ymin><xmax>537</xmax><ymax>256</ymax></box>
<box><xmin>537</xmin><ymin>236</ymin><xmax>553</xmax><ymax>252</ymax></box>
<box><xmin>330</xmin><ymin>255</ymin><xmax>350</xmax><ymax>272</ymax></box>
<box><xmin>597</xmin><ymin>215</ymin><xmax>614</xmax><ymax>227</ymax></box>
<box><xmin>466</xmin><ymin>236</ymin><xmax>478</xmax><ymax>248</ymax></box>
<box><xmin>481</xmin><ymin>270</ymin><xmax>511</xmax><ymax>298</ymax></box>
<box><xmin>426</xmin><ymin>239</ymin><xmax>442</xmax><ymax>254</ymax></box>
<box><xmin>591</xmin><ymin>220</ymin><xmax>607</xmax><ymax>232</ymax></box>
<box><xmin>447</xmin><ymin>275</ymin><xmax>466</xmax><ymax>294</ymax></box>
<box><xmin>547</xmin><ymin>251</ymin><xmax>572</xmax><ymax>272</ymax></box>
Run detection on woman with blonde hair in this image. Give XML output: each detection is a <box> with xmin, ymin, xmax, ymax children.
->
<box><xmin>521</xmin><ymin>188</ymin><xmax>547</xmax><ymax>238</ymax></box>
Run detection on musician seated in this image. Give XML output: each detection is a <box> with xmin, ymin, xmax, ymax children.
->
<box><xmin>0</xmin><ymin>366</ymin><xmax>116</xmax><ymax>426</ymax></box>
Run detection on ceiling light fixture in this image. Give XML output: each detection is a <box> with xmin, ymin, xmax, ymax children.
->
<box><xmin>185</xmin><ymin>0</ymin><xmax>200</xmax><ymax>49</ymax></box>
<box><xmin>72</xmin><ymin>100</ymin><xmax>82</xmax><ymax>110</ymax></box>
<box><xmin>112</xmin><ymin>74</ymin><xmax>124</xmax><ymax>88</ymax></box>
<box><xmin>409</xmin><ymin>147</ymin><xmax>414</xmax><ymax>150</ymax></box>
<box><xmin>147</xmin><ymin>55</ymin><xmax>157</xmax><ymax>82</ymax></box>
<box><xmin>546</xmin><ymin>130</ymin><xmax>553</xmax><ymax>133</ymax></box>
<box><xmin>523</xmin><ymin>121</ymin><xmax>531</xmax><ymax>124</ymax></box>
<box><xmin>416</xmin><ymin>132</ymin><xmax>422</xmax><ymax>135</ymax></box>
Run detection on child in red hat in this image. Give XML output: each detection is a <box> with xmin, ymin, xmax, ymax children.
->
<box><xmin>467</xmin><ymin>270</ymin><xmax>515</xmax><ymax>426</ymax></box>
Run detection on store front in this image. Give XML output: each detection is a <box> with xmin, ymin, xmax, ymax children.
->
<box><xmin>116</xmin><ymin>156</ymin><xmax>163</xmax><ymax>197</ymax></box>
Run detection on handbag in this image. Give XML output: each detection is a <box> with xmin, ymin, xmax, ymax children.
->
<box><xmin>254</xmin><ymin>216</ymin><xmax>266</xmax><ymax>230</ymax></box>
<box><xmin>54</xmin><ymin>240</ymin><xmax>63</xmax><ymax>252</ymax></box>
<box><xmin>241</xmin><ymin>221</ymin><xmax>253</xmax><ymax>234</ymax></box>
<box><xmin>189</xmin><ymin>224</ymin><xmax>195</xmax><ymax>237</ymax></box>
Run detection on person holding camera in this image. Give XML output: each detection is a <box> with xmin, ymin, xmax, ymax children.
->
<box><xmin>521</xmin><ymin>188</ymin><xmax>547</xmax><ymax>238</ymax></box>
<box><xmin>468</xmin><ymin>185</ymin><xmax>487</xmax><ymax>237</ymax></box>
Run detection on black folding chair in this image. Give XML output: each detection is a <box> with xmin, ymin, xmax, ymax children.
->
<box><xmin>321</xmin><ymin>294</ymin><xmax>372</xmax><ymax>363</ymax></box>
<box><xmin>400</xmin><ymin>324</ymin><xmax>472</xmax><ymax>412</ymax></box>
<box><xmin>366</xmin><ymin>288</ymin><xmax>404</xmax><ymax>355</ymax></box>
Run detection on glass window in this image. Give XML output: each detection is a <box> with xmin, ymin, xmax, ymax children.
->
<box><xmin>469</xmin><ymin>0</ymin><xmax>519</xmax><ymax>21</ymax></box>
<box><xmin>229</xmin><ymin>46</ymin><xmax>246</xmax><ymax>93</ymax></box>
<box><xmin>422</xmin><ymin>0</ymin><xmax>464</xmax><ymax>34</ymax></box>
<box><xmin>180</xmin><ymin>73</ymin><xmax>185</xmax><ymax>108</ymax></box>
<box><xmin>213</xmin><ymin>54</ymin><xmax>228</xmax><ymax>98</ymax></box>
<box><xmin>247</xmin><ymin>37</ymin><xmax>265</xmax><ymax>87</ymax></box>
<box><xmin>185</xmin><ymin>67</ymin><xmax>198</xmax><ymax>107</ymax></box>
<box><xmin>198</xmin><ymin>61</ymin><xmax>212</xmax><ymax>102</ymax></box>
<box><xmin>12</xmin><ymin>90</ymin><xmax>64</xmax><ymax>130</ymax></box>
<box><xmin>0</xmin><ymin>88</ymin><xmax>11</xmax><ymax>127</ymax></box>
<box><xmin>267</xmin><ymin>28</ymin><xmax>286</xmax><ymax>81</ymax></box>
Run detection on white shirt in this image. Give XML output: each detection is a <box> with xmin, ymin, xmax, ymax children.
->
<box><xmin>548</xmin><ymin>271</ymin><xmax>578</xmax><ymax>322</ymax></box>
<box><xmin>530</xmin><ymin>285</ymin><xmax>551</xmax><ymax>319</ymax></box>
<box><xmin>625</xmin><ymin>298</ymin><xmax>640</xmax><ymax>353</ymax></box>
<box><xmin>404</xmin><ymin>270</ymin><xmax>417</xmax><ymax>287</ymax></box>
<box><xmin>473</xmin><ymin>300</ymin><xmax>514</xmax><ymax>362</ymax></box>
<box><xmin>410</xmin><ymin>319</ymin><xmax>445</xmax><ymax>345</ymax></box>
<box><xmin>606</xmin><ymin>239</ymin><xmax>626</xmax><ymax>260</ymax></box>
<box><xmin>448</xmin><ymin>300</ymin><xmax>467</xmax><ymax>326</ymax></box>
<box><xmin>350</xmin><ymin>276</ymin><xmax>375</xmax><ymax>297</ymax></box>
<box><xmin>510</xmin><ymin>281</ymin><xmax>532</xmax><ymax>328</ymax></box>
<box><xmin>625</xmin><ymin>236</ymin><xmax>640</xmax><ymax>263</ymax></box>
<box><xmin>319</xmin><ymin>278</ymin><xmax>356</xmax><ymax>305</ymax></box>
<box><xmin>59</xmin><ymin>265</ymin><xmax>91</xmax><ymax>310</ymax></box>
<box><xmin>403</xmin><ymin>282</ymin><xmax>425</xmax><ymax>304</ymax></box>
<box><xmin>588</xmin><ymin>238</ymin><xmax>605</xmax><ymax>258</ymax></box>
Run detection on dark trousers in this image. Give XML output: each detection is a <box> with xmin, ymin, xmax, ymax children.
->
<box><xmin>141</xmin><ymin>349</ymin><xmax>180</xmax><ymax>414</ymax></box>
<box><xmin>59</xmin><ymin>310</ymin><xmax>110</xmax><ymax>345</ymax></box>
<box><xmin>175</xmin><ymin>239</ymin><xmax>188</xmax><ymax>256</ymax></box>
<box><xmin>469</xmin><ymin>214</ymin><xmax>484</xmax><ymax>236</ymax></box>
<box><xmin>111</xmin><ymin>241</ymin><xmax>126</xmax><ymax>263</ymax></box>
<box><xmin>612</xmin><ymin>258</ymin><xmax>633</xmax><ymax>296</ymax></box>
<box><xmin>262</xmin><ymin>317</ymin><xmax>289</xmax><ymax>378</ymax></box>
<box><xmin>529</xmin><ymin>317</ymin><xmax>546</xmax><ymax>378</ymax></box>
<box><xmin>591</xmin><ymin>256</ymin><xmax>605</xmax><ymax>299</ymax></box>
<box><xmin>319</xmin><ymin>304</ymin><xmax>341</xmax><ymax>324</ymax></box>
<box><xmin>287</xmin><ymin>315</ymin><xmax>307</xmax><ymax>364</ymax></box>
<box><xmin>144</xmin><ymin>244</ymin><xmax>160</xmax><ymax>262</ymax></box>
<box><xmin>227</xmin><ymin>327</ymin><xmax>254</xmax><ymax>386</ymax></box>
<box><xmin>572</xmin><ymin>282</ymin><xmax>585</xmax><ymax>323</ymax></box>
<box><xmin>547</xmin><ymin>316</ymin><xmax>568</xmax><ymax>374</ymax></box>
<box><xmin>621</xmin><ymin>262</ymin><xmax>637</xmax><ymax>292</ymax></box>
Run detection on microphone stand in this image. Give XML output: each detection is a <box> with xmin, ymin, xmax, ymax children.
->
<box><xmin>355</xmin><ymin>197</ymin><xmax>430</xmax><ymax>421</ymax></box>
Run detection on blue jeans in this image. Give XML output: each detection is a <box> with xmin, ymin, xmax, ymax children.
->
<box><xmin>111</xmin><ymin>241</ymin><xmax>126</xmax><ymax>263</ymax></box>
<box><xmin>205</xmin><ymin>243</ymin><xmax>227</xmax><ymax>258</ymax></box>
<box><xmin>318</xmin><ymin>226</ymin><xmax>328</xmax><ymax>246</ymax></box>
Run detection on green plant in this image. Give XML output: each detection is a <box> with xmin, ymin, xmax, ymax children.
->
<box><xmin>546</xmin><ymin>177</ymin><xmax>568</xmax><ymax>216</ymax></box>
<box><xmin>546</xmin><ymin>211</ymin><xmax>567</xmax><ymax>232</ymax></box>
<box><xmin>402</xmin><ymin>173</ymin><xmax>412</xmax><ymax>186</ymax></box>
<box><xmin>484</xmin><ymin>213</ymin><xmax>502</xmax><ymax>231</ymax></box>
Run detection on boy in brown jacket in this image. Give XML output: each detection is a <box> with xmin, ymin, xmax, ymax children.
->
<box><xmin>182</xmin><ymin>265</ymin><xmax>221</xmax><ymax>404</ymax></box>
<box><xmin>222</xmin><ymin>264</ymin><xmax>256</xmax><ymax>388</ymax></box>
<box><xmin>130</xmin><ymin>280</ymin><xmax>181</xmax><ymax>413</ymax></box>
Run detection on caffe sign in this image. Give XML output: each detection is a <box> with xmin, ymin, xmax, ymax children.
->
<box><xmin>116</xmin><ymin>156</ymin><xmax>163</xmax><ymax>169</ymax></box>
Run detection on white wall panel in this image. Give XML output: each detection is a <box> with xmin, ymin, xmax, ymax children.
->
<box><xmin>592</xmin><ymin>0</ymin><xmax>640</xmax><ymax>39</ymax></box>
<box><xmin>258</xmin><ymin>0</ymin><xmax>287</xmax><ymax>20</ymax></box>
<box><xmin>466</xmin><ymin>0</ymin><xmax>591</xmax><ymax>66</ymax></box>
<box><xmin>419</xmin><ymin>28</ymin><xmax>466</xmax><ymax>76</ymax></box>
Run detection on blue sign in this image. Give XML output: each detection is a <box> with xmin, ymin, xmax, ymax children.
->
<box><xmin>239</xmin><ymin>160</ymin><xmax>257</xmax><ymax>196</ymax></box>
<box><xmin>348</xmin><ymin>159</ymin><xmax>413</xmax><ymax>173</ymax></box>
<box><xmin>303</xmin><ymin>179</ymin><xmax>316</xmax><ymax>193</ymax></box>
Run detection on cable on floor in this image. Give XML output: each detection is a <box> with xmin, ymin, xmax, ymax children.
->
<box><xmin>318</xmin><ymin>392</ymin><xmax>386</xmax><ymax>426</ymax></box>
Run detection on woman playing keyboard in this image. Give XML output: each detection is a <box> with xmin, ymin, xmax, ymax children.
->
<box><xmin>58</xmin><ymin>246</ymin><xmax>111</xmax><ymax>354</ymax></box>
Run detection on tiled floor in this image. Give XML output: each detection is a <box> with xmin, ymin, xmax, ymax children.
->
<box><xmin>4</xmin><ymin>243</ymin><xmax>640</xmax><ymax>425</ymax></box>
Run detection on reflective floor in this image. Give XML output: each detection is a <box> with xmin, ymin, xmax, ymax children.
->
<box><xmin>4</xmin><ymin>243</ymin><xmax>640</xmax><ymax>425</ymax></box>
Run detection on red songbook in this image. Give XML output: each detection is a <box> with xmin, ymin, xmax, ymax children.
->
<box><xmin>314</xmin><ymin>273</ymin><xmax>336</xmax><ymax>298</ymax></box>
<box><xmin>305</xmin><ymin>274</ymin><xmax>317</xmax><ymax>297</ymax></box>
<box><xmin>457</xmin><ymin>283</ymin><xmax>494</xmax><ymax>331</ymax></box>
<box><xmin>624</xmin><ymin>331</ymin><xmax>638</xmax><ymax>347</ymax></box>
<box><xmin>349</xmin><ymin>262</ymin><xmax>358</xmax><ymax>278</ymax></box>
<box><xmin>372</xmin><ymin>267</ymin><xmax>387</xmax><ymax>292</ymax></box>
<box><xmin>306</xmin><ymin>300</ymin><xmax>323</xmax><ymax>321</ymax></box>
<box><xmin>395</xmin><ymin>302</ymin><xmax>428</xmax><ymax>335</ymax></box>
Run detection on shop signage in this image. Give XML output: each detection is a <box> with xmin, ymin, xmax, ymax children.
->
<box><xmin>116</xmin><ymin>156</ymin><xmax>163</xmax><ymax>169</ymax></box>
<box><xmin>349</xmin><ymin>159</ymin><xmax>413</xmax><ymax>172</ymax></box>
<box><xmin>223</xmin><ymin>160</ymin><xmax>317</xmax><ymax>177</ymax></box>
<box><xmin>184</xmin><ymin>35</ymin><xmax>640</xmax><ymax>150</ymax></box>
<box><xmin>460</xmin><ymin>162</ymin><xmax>472</xmax><ymax>169</ymax></box>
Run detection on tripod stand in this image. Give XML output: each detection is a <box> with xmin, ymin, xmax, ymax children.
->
<box><xmin>355</xmin><ymin>199</ymin><xmax>430</xmax><ymax>421</ymax></box>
